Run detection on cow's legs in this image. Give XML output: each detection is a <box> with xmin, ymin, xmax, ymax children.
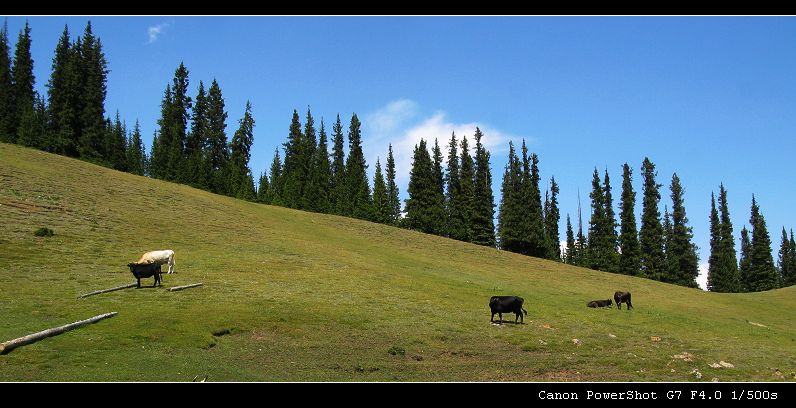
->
<box><xmin>491</xmin><ymin>312</ymin><xmax>495</xmax><ymax>322</ymax></box>
<box><xmin>136</xmin><ymin>278</ymin><xmax>141</xmax><ymax>288</ymax></box>
<box><xmin>498</xmin><ymin>312</ymin><xmax>503</xmax><ymax>323</ymax></box>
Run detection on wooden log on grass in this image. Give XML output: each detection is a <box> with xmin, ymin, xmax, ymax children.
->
<box><xmin>78</xmin><ymin>283</ymin><xmax>138</xmax><ymax>298</ymax></box>
<box><xmin>168</xmin><ymin>283</ymin><xmax>203</xmax><ymax>292</ymax></box>
<box><xmin>0</xmin><ymin>312</ymin><xmax>118</xmax><ymax>355</ymax></box>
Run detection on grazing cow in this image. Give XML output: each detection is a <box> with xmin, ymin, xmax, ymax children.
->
<box><xmin>587</xmin><ymin>299</ymin><xmax>613</xmax><ymax>308</ymax></box>
<box><xmin>614</xmin><ymin>291</ymin><xmax>633</xmax><ymax>310</ymax></box>
<box><xmin>136</xmin><ymin>250</ymin><xmax>175</xmax><ymax>274</ymax></box>
<box><xmin>489</xmin><ymin>296</ymin><xmax>528</xmax><ymax>324</ymax></box>
<box><xmin>127</xmin><ymin>262</ymin><xmax>162</xmax><ymax>288</ymax></box>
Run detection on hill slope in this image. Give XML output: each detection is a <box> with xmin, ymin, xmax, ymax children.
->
<box><xmin>1</xmin><ymin>143</ymin><xmax>794</xmax><ymax>381</ymax></box>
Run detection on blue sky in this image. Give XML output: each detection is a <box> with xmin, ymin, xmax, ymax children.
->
<box><xmin>6</xmin><ymin>16</ymin><xmax>796</xmax><ymax>289</ymax></box>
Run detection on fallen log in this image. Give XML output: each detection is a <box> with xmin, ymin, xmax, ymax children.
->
<box><xmin>0</xmin><ymin>312</ymin><xmax>118</xmax><ymax>355</ymax></box>
<box><xmin>168</xmin><ymin>283</ymin><xmax>203</xmax><ymax>292</ymax></box>
<box><xmin>78</xmin><ymin>283</ymin><xmax>138</xmax><ymax>298</ymax></box>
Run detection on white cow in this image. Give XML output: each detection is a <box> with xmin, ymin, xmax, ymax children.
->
<box><xmin>136</xmin><ymin>250</ymin><xmax>176</xmax><ymax>274</ymax></box>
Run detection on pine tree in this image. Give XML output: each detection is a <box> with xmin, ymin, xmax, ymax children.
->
<box><xmin>229</xmin><ymin>101</ymin><xmax>256</xmax><ymax>201</ymax></box>
<box><xmin>126</xmin><ymin>120</ymin><xmax>146</xmax><ymax>176</ymax></box>
<box><xmin>716</xmin><ymin>184</ymin><xmax>741</xmax><ymax>292</ymax></box>
<box><xmin>639</xmin><ymin>157</ymin><xmax>665</xmax><ymax>280</ymax></box>
<box><xmin>430</xmin><ymin>138</ymin><xmax>446</xmax><ymax>233</ymax></box>
<box><xmin>471</xmin><ymin>128</ymin><xmax>495</xmax><ymax>247</ymax></box>
<box><xmin>458</xmin><ymin>135</ymin><xmax>475</xmax><ymax>243</ymax></box>
<box><xmin>665</xmin><ymin>174</ymin><xmax>699</xmax><ymax>288</ymax></box>
<box><xmin>545</xmin><ymin>177</ymin><xmax>561</xmax><ymax>261</ymax></box>
<box><xmin>267</xmin><ymin>148</ymin><xmax>283</xmax><ymax>206</ymax></box>
<box><xmin>662</xmin><ymin>206</ymin><xmax>672</xmax><ymax>273</ymax></box>
<box><xmin>305</xmin><ymin>118</ymin><xmax>331</xmax><ymax>213</ymax></box>
<box><xmin>184</xmin><ymin>80</ymin><xmax>209</xmax><ymax>188</ymax></box>
<box><xmin>149</xmin><ymin>85</ymin><xmax>172</xmax><ymax>180</ymax></box>
<box><xmin>565</xmin><ymin>214</ymin><xmax>576</xmax><ymax>264</ymax></box>
<box><xmin>345</xmin><ymin>113</ymin><xmax>372</xmax><ymax>220</ymax></box>
<box><xmin>302</xmin><ymin>110</ymin><xmax>328</xmax><ymax>212</ymax></box>
<box><xmin>105</xmin><ymin>111</ymin><xmax>127</xmax><ymax>171</ymax></box>
<box><xmin>11</xmin><ymin>20</ymin><xmax>35</xmax><ymax>142</ymax></box>
<box><xmin>76</xmin><ymin>22</ymin><xmax>109</xmax><ymax>163</ymax></box>
<box><xmin>45</xmin><ymin>25</ymin><xmax>78</xmax><ymax>154</ymax></box>
<box><xmin>575</xmin><ymin>196</ymin><xmax>588</xmax><ymax>268</ymax></box>
<box><xmin>746</xmin><ymin>196</ymin><xmax>778</xmax><ymax>291</ymax></box>
<box><xmin>0</xmin><ymin>21</ymin><xmax>14</xmax><ymax>142</ymax></box>
<box><xmin>601</xmin><ymin>170</ymin><xmax>619</xmax><ymax>271</ymax></box>
<box><xmin>386</xmin><ymin>144</ymin><xmax>400</xmax><ymax>225</ymax></box>
<box><xmin>618</xmin><ymin>163</ymin><xmax>640</xmax><ymax>276</ymax></box>
<box><xmin>206</xmin><ymin>79</ymin><xmax>228</xmax><ymax>195</ymax></box>
<box><xmin>372</xmin><ymin>159</ymin><xmax>390</xmax><ymax>224</ymax></box>
<box><xmin>497</xmin><ymin>142</ymin><xmax>523</xmax><ymax>252</ymax></box>
<box><xmin>330</xmin><ymin>114</ymin><xmax>346</xmax><ymax>215</ymax></box>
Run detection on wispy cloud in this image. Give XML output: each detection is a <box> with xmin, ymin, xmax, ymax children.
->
<box><xmin>363</xmin><ymin>99</ymin><xmax>529</xmax><ymax>195</ymax></box>
<box><xmin>147</xmin><ymin>22</ymin><xmax>171</xmax><ymax>44</ymax></box>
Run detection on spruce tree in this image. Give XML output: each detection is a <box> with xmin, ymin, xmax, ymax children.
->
<box><xmin>206</xmin><ymin>79</ymin><xmax>228</xmax><ymax>195</ymax></box>
<box><xmin>545</xmin><ymin>177</ymin><xmax>561</xmax><ymax>261</ymax></box>
<box><xmin>739</xmin><ymin>226</ymin><xmax>752</xmax><ymax>292</ymax></box>
<box><xmin>787</xmin><ymin>230</ymin><xmax>796</xmax><ymax>287</ymax></box>
<box><xmin>106</xmin><ymin>111</ymin><xmax>127</xmax><ymax>171</ymax></box>
<box><xmin>16</xmin><ymin>95</ymin><xmax>46</xmax><ymax>149</ymax></box>
<box><xmin>386</xmin><ymin>144</ymin><xmax>400</xmax><ymax>225</ymax></box>
<box><xmin>0</xmin><ymin>21</ymin><xmax>14</xmax><ymax>142</ymax></box>
<box><xmin>601</xmin><ymin>170</ymin><xmax>619</xmax><ymax>271</ymax></box>
<box><xmin>575</xmin><ymin>200</ymin><xmax>588</xmax><ymax>268</ymax></box>
<box><xmin>565</xmin><ymin>214</ymin><xmax>576</xmax><ymax>264</ymax></box>
<box><xmin>717</xmin><ymin>184</ymin><xmax>741</xmax><ymax>292</ymax></box>
<box><xmin>306</xmin><ymin>118</ymin><xmax>331</xmax><ymax>213</ymax></box>
<box><xmin>430</xmin><ymin>138</ymin><xmax>446</xmax><ymax>233</ymax></box>
<box><xmin>372</xmin><ymin>159</ymin><xmax>390</xmax><ymax>224</ymax></box>
<box><xmin>77</xmin><ymin>22</ymin><xmax>109</xmax><ymax>163</ymax></box>
<box><xmin>471</xmin><ymin>128</ymin><xmax>495</xmax><ymax>247</ymax></box>
<box><xmin>184</xmin><ymin>80</ymin><xmax>209</xmax><ymax>188</ymax></box>
<box><xmin>747</xmin><ymin>196</ymin><xmax>778</xmax><ymax>291</ymax></box>
<box><xmin>520</xmin><ymin>143</ymin><xmax>545</xmax><ymax>257</ymax></box>
<box><xmin>587</xmin><ymin>168</ymin><xmax>606</xmax><ymax>271</ymax></box>
<box><xmin>618</xmin><ymin>163</ymin><xmax>640</xmax><ymax>276</ymax></box>
<box><xmin>11</xmin><ymin>20</ymin><xmax>35</xmax><ymax>142</ymax></box>
<box><xmin>405</xmin><ymin>139</ymin><xmax>437</xmax><ymax>234</ymax></box>
<box><xmin>126</xmin><ymin>120</ymin><xmax>145</xmax><ymax>176</ymax></box>
<box><xmin>300</xmin><ymin>108</ymin><xmax>320</xmax><ymax>210</ymax></box>
<box><xmin>665</xmin><ymin>174</ymin><xmax>699</xmax><ymax>288</ymax></box>
<box><xmin>497</xmin><ymin>142</ymin><xmax>523</xmax><ymax>252</ymax></box>
<box><xmin>707</xmin><ymin>193</ymin><xmax>722</xmax><ymax>291</ymax></box>
<box><xmin>458</xmin><ymin>135</ymin><xmax>475</xmax><ymax>243</ymax></box>
<box><xmin>778</xmin><ymin>228</ymin><xmax>790</xmax><ymax>288</ymax></box>
<box><xmin>662</xmin><ymin>206</ymin><xmax>672</xmax><ymax>272</ymax></box>
<box><xmin>445</xmin><ymin>132</ymin><xmax>462</xmax><ymax>238</ymax></box>
<box><xmin>257</xmin><ymin>172</ymin><xmax>269</xmax><ymax>204</ymax></box>
<box><xmin>45</xmin><ymin>25</ymin><xmax>78</xmax><ymax>154</ymax></box>
<box><xmin>229</xmin><ymin>101</ymin><xmax>256</xmax><ymax>201</ymax></box>
<box><xmin>281</xmin><ymin>110</ymin><xmax>304</xmax><ymax>209</ymax></box>
<box><xmin>267</xmin><ymin>148</ymin><xmax>283</xmax><ymax>206</ymax></box>
<box><xmin>149</xmin><ymin>85</ymin><xmax>172</xmax><ymax>180</ymax></box>
<box><xmin>639</xmin><ymin>157</ymin><xmax>665</xmax><ymax>280</ymax></box>
<box><xmin>345</xmin><ymin>113</ymin><xmax>372</xmax><ymax>220</ymax></box>
<box><xmin>330</xmin><ymin>114</ymin><xmax>346</xmax><ymax>215</ymax></box>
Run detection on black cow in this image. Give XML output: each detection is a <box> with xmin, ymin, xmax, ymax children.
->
<box><xmin>127</xmin><ymin>262</ymin><xmax>162</xmax><ymax>288</ymax></box>
<box><xmin>587</xmin><ymin>299</ymin><xmax>613</xmax><ymax>308</ymax></box>
<box><xmin>614</xmin><ymin>291</ymin><xmax>633</xmax><ymax>310</ymax></box>
<box><xmin>489</xmin><ymin>296</ymin><xmax>528</xmax><ymax>324</ymax></box>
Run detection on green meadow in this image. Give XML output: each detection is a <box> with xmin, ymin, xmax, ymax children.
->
<box><xmin>1</xmin><ymin>142</ymin><xmax>794</xmax><ymax>381</ymax></box>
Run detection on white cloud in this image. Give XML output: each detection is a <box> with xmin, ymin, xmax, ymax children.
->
<box><xmin>697</xmin><ymin>262</ymin><xmax>709</xmax><ymax>291</ymax></box>
<box><xmin>363</xmin><ymin>100</ymin><xmax>528</xmax><ymax>193</ymax></box>
<box><xmin>147</xmin><ymin>22</ymin><xmax>170</xmax><ymax>44</ymax></box>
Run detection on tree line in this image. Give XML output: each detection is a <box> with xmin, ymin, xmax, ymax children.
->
<box><xmin>2</xmin><ymin>20</ymin><xmax>793</xmax><ymax>292</ymax></box>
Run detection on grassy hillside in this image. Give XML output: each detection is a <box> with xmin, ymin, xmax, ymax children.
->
<box><xmin>1</xmin><ymin>142</ymin><xmax>794</xmax><ymax>381</ymax></box>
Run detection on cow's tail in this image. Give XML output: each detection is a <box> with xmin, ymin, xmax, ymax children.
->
<box><xmin>522</xmin><ymin>308</ymin><xmax>528</xmax><ymax>316</ymax></box>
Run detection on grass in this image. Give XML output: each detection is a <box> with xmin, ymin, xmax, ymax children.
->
<box><xmin>1</xmin><ymin>142</ymin><xmax>795</xmax><ymax>382</ymax></box>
